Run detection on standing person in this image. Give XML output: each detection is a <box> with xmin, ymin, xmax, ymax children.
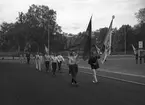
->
<box><xmin>19</xmin><ymin>54</ymin><xmax>23</xmax><ymax>64</ymax></box>
<box><xmin>44</xmin><ymin>53</ymin><xmax>51</xmax><ymax>72</ymax></box>
<box><xmin>67</xmin><ymin>51</ymin><xmax>72</xmax><ymax>75</ymax></box>
<box><xmin>88</xmin><ymin>51</ymin><xmax>100</xmax><ymax>83</ymax></box>
<box><xmin>35</xmin><ymin>52</ymin><xmax>39</xmax><ymax>70</ymax></box>
<box><xmin>139</xmin><ymin>50</ymin><xmax>142</xmax><ymax>64</ymax></box>
<box><xmin>51</xmin><ymin>53</ymin><xmax>58</xmax><ymax>76</ymax></box>
<box><xmin>143</xmin><ymin>51</ymin><xmax>145</xmax><ymax>63</ymax></box>
<box><xmin>57</xmin><ymin>53</ymin><xmax>65</xmax><ymax>73</ymax></box>
<box><xmin>135</xmin><ymin>49</ymin><xmax>138</xmax><ymax>64</ymax></box>
<box><xmin>23</xmin><ymin>53</ymin><xmax>27</xmax><ymax>63</ymax></box>
<box><xmin>68</xmin><ymin>52</ymin><xmax>79</xmax><ymax>86</ymax></box>
<box><xmin>26</xmin><ymin>52</ymin><xmax>30</xmax><ymax>64</ymax></box>
<box><xmin>38</xmin><ymin>53</ymin><xmax>44</xmax><ymax>71</ymax></box>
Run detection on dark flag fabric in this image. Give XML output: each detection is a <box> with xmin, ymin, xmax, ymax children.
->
<box><xmin>100</xmin><ymin>15</ymin><xmax>115</xmax><ymax>64</ymax></box>
<box><xmin>83</xmin><ymin>16</ymin><xmax>92</xmax><ymax>60</ymax></box>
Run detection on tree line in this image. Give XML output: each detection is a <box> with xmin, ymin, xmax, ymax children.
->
<box><xmin>0</xmin><ymin>4</ymin><xmax>145</xmax><ymax>54</ymax></box>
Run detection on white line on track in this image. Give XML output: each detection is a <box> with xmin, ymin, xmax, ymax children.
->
<box><xmin>78</xmin><ymin>66</ymin><xmax>145</xmax><ymax>78</ymax></box>
<box><xmin>63</xmin><ymin>66</ymin><xmax>145</xmax><ymax>86</ymax></box>
<box><xmin>79</xmin><ymin>71</ymin><xmax>145</xmax><ymax>86</ymax></box>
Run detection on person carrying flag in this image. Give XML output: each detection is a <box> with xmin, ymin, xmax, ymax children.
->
<box><xmin>68</xmin><ymin>52</ymin><xmax>79</xmax><ymax>86</ymax></box>
<box><xmin>88</xmin><ymin>50</ymin><xmax>100</xmax><ymax>83</ymax></box>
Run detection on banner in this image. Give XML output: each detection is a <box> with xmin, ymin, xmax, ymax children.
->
<box><xmin>100</xmin><ymin>15</ymin><xmax>115</xmax><ymax>64</ymax></box>
<box><xmin>82</xmin><ymin>16</ymin><xmax>92</xmax><ymax>60</ymax></box>
<box><xmin>132</xmin><ymin>44</ymin><xmax>137</xmax><ymax>54</ymax></box>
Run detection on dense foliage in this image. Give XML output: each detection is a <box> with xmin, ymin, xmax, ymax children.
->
<box><xmin>0</xmin><ymin>5</ymin><xmax>145</xmax><ymax>54</ymax></box>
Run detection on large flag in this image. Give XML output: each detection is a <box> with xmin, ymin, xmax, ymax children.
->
<box><xmin>132</xmin><ymin>44</ymin><xmax>137</xmax><ymax>54</ymax></box>
<box><xmin>44</xmin><ymin>44</ymin><xmax>49</xmax><ymax>53</ymax></box>
<box><xmin>100</xmin><ymin>15</ymin><xmax>115</xmax><ymax>64</ymax></box>
<box><xmin>82</xmin><ymin>16</ymin><xmax>92</xmax><ymax>60</ymax></box>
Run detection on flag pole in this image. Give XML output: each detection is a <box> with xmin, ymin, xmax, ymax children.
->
<box><xmin>48</xmin><ymin>24</ymin><xmax>50</xmax><ymax>55</ymax></box>
<box><xmin>124</xmin><ymin>26</ymin><xmax>127</xmax><ymax>55</ymax></box>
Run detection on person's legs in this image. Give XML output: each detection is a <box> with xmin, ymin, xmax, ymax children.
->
<box><xmin>92</xmin><ymin>69</ymin><xmax>97</xmax><ymax>83</ymax></box>
<box><xmin>69</xmin><ymin>65</ymin><xmax>71</xmax><ymax>75</ymax></box>
<box><xmin>140</xmin><ymin>56</ymin><xmax>142</xmax><ymax>64</ymax></box>
<box><xmin>52</xmin><ymin>62</ymin><xmax>56</xmax><ymax>75</ymax></box>
<box><xmin>71</xmin><ymin>65</ymin><xmax>78</xmax><ymax>85</ymax></box>
<box><xmin>35</xmin><ymin>59</ymin><xmax>38</xmax><ymax>70</ymax></box>
<box><xmin>38</xmin><ymin>60</ymin><xmax>41</xmax><ymax>71</ymax></box>
<box><xmin>45</xmin><ymin>61</ymin><xmax>48</xmax><ymax>72</ymax></box>
<box><xmin>27</xmin><ymin>57</ymin><xmax>30</xmax><ymax>64</ymax></box>
<box><xmin>135</xmin><ymin>55</ymin><xmax>138</xmax><ymax>64</ymax></box>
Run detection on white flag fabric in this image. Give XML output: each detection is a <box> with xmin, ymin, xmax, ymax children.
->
<box><xmin>44</xmin><ymin>45</ymin><xmax>49</xmax><ymax>53</ymax></box>
<box><xmin>101</xmin><ymin>16</ymin><xmax>115</xmax><ymax>64</ymax></box>
<box><xmin>132</xmin><ymin>44</ymin><xmax>137</xmax><ymax>54</ymax></box>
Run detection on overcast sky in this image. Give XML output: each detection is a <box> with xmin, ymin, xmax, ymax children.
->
<box><xmin>0</xmin><ymin>0</ymin><xmax>145</xmax><ymax>34</ymax></box>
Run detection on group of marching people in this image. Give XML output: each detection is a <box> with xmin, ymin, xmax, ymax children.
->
<box><xmin>35</xmin><ymin>52</ymin><xmax>65</xmax><ymax>76</ymax></box>
<box><xmin>19</xmin><ymin>50</ymin><xmax>101</xmax><ymax>86</ymax></box>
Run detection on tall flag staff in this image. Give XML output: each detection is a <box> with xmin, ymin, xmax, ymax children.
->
<box><xmin>100</xmin><ymin>15</ymin><xmax>115</xmax><ymax>64</ymax></box>
<box><xmin>82</xmin><ymin>16</ymin><xmax>92</xmax><ymax>60</ymax></box>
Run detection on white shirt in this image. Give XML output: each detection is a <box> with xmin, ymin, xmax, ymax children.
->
<box><xmin>39</xmin><ymin>55</ymin><xmax>43</xmax><ymax>63</ymax></box>
<box><xmin>57</xmin><ymin>55</ymin><xmax>64</xmax><ymax>62</ymax></box>
<box><xmin>68</xmin><ymin>56</ymin><xmax>77</xmax><ymax>65</ymax></box>
<box><xmin>51</xmin><ymin>56</ymin><xmax>58</xmax><ymax>63</ymax></box>
<box><xmin>35</xmin><ymin>54</ymin><xmax>39</xmax><ymax>60</ymax></box>
<box><xmin>45</xmin><ymin>55</ymin><xmax>50</xmax><ymax>61</ymax></box>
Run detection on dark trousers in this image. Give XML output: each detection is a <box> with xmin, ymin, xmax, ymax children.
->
<box><xmin>45</xmin><ymin>61</ymin><xmax>50</xmax><ymax>72</ymax></box>
<box><xmin>139</xmin><ymin>56</ymin><xmax>142</xmax><ymax>64</ymax></box>
<box><xmin>27</xmin><ymin>57</ymin><xmax>30</xmax><ymax>64</ymax></box>
<box><xmin>70</xmin><ymin>64</ymin><xmax>78</xmax><ymax>84</ymax></box>
<box><xmin>135</xmin><ymin>56</ymin><xmax>138</xmax><ymax>64</ymax></box>
<box><xmin>144</xmin><ymin>56</ymin><xmax>145</xmax><ymax>63</ymax></box>
<box><xmin>68</xmin><ymin>65</ymin><xmax>71</xmax><ymax>74</ymax></box>
<box><xmin>58</xmin><ymin>61</ymin><xmax>62</xmax><ymax>72</ymax></box>
<box><xmin>52</xmin><ymin>62</ymin><xmax>57</xmax><ymax>75</ymax></box>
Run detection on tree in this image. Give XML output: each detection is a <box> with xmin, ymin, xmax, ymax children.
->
<box><xmin>135</xmin><ymin>8</ymin><xmax>145</xmax><ymax>23</ymax></box>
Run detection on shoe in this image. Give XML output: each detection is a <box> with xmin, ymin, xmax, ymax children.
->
<box><xmin>93</xmin><ymin>81</ymin><xmax>98</xmax><ymax>83</ymax></box>
<box><xmin>71</xmin><ymin>82</ymin><xmax>74</xmax><ymax>85</ymax></box>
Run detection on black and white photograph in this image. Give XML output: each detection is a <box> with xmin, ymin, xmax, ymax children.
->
<box><xmin>0</xmin><ymin>0</ymin><xmax>145</xmax><ymax>105</ymax></box>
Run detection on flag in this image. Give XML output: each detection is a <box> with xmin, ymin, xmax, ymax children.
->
<box><xmin>100</xmin><ymin>15</ymin><xmax>115</xmax><ymax>64</ymax></box>
<box><xmin>94</xmin><ymin>44</ymin><xmax>102</xmax><ymax>54</ymax></box>
<box><xmin>132</xmin><ymin>44</ymin><xmax>137</xmax><ymax>54</ymax></box>
<box><xmin>44</xmin><ymin>44</ymin><xmax>49</xmax><ymax>53</ymax></box>
<box><xmin>82</xmin><ymin>16</ymin><xmax>92</xmax><ymax>60</ymax></box>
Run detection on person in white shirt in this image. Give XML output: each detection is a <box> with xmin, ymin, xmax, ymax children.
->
<box><xmin>19</xmin><ymin>54</ymin><xmax>24</xmax><ymax>64</ymax></box>
<box><xmin>38</xmin><ymin>53</ymin><xmax>44</xmax><ymax>71</ymax></box>
<box><xmin>57</xmin><ymin>54</ymin><xmax>65</xmax><ymax>73</ymax></box>
<box><xmin>44</xmin><ymin>53</ymin><xmax>51</xmax><ymax>72</ymax></box>
<box><xmin>35</xmin><ymin>52</ymin><xmax>39</xmax><ymax>70</ymax></box>
<box><xmin>23</xmin><ymin>54</ymin><xmax>27</xmax><ymax>63</ymax></box>
<box><xmin>51</xmin><ymin>53</ymin><xmax>58</xmax><ymax>76</ymax></box>
<box><xmin>68</xmin><ymin>51</ymin><xmax>79</xmax><ymax>86</ymax></box>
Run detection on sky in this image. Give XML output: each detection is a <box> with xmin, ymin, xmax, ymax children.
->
<box><xmin>0</xmin><ymin>0</ymin><xmax>145</xmax><ymax>34</ymax></box>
